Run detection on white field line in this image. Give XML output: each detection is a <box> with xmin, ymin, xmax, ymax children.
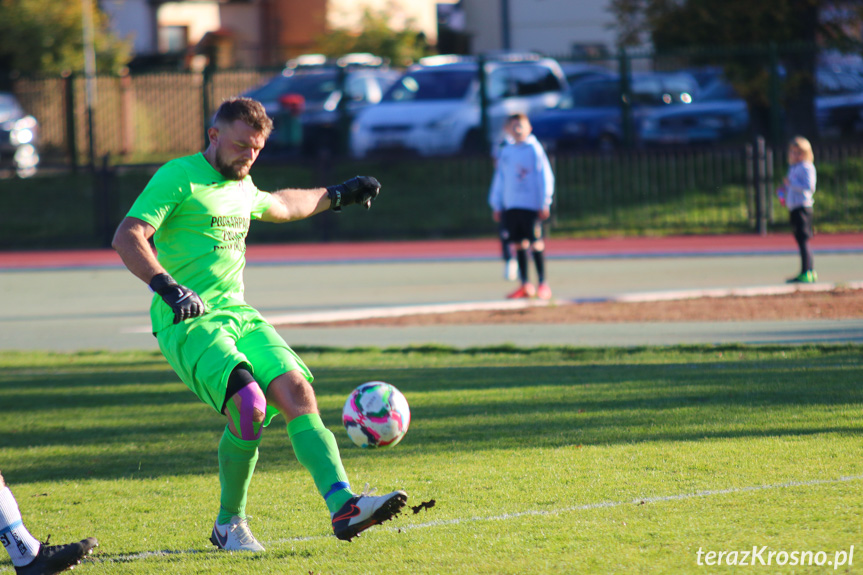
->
<box><xmin>69</xmin><ymin>473</ymin><xmax>862</xmax><ymax>567</ymax></box>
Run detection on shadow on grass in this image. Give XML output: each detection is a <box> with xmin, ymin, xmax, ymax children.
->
<box><xmin>1</xmin><ymin>356</ymin><xmax>861</xmax><ymax>483</ymax></box>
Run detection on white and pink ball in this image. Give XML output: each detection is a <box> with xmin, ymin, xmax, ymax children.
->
<box><xmin>342</xmin><ymin>381</ymin><xmax>411</xmax><ymax>448</ymax></box>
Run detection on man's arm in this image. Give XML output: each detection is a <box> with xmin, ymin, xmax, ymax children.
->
<box><xmin>112</xmin><ymin>217</ymin><xmax>164</xmax><ymax>284</ymax></box>
<box><xmin>261</xmin><ymin>176</ymin><xmax>382</xmax><ymax>223</ymax></box>
<box><xmin>261</xmin><ymin>187</ymin><xmax>331</xmax><ymax>223</ymax></box>
<box><xmin>112</xmin><ymin>217</ymin><xmax>205</xmax><ymax>324</ymax></box>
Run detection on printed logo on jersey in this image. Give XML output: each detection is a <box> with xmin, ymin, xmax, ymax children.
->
<box><xmin>211</xmin><ymin>215</ymin><xmax>251</xmax><ymax>253</ymax></box>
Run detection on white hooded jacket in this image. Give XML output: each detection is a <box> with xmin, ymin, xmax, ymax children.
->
<box><xmin>488</xmin><ymin>134</ymin><xmax>554</xmax><ymax>212</ymax></box>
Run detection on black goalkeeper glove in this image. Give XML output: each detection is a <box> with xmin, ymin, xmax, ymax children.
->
<box><xmin>149</xmin><ymin>273</ymin><xmax>205</xmax><ymax>324</ymax></box>
<box><xmin>326</xmin><ymin>176</ymin><xmax>381</xmax><ymax>212</ymax></box>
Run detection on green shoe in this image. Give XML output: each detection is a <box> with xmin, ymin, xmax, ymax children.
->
<box><xmin>786</xmin><ymin>271</ymin><xmax>816</xmax><ymax>284</ymax></box>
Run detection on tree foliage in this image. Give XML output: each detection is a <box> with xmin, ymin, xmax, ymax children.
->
<box><xmin>0</xmin><ymin>0</ymin><xmax>131</xmax><ymax>76</ymax></box>
<box><xmin>311</xmin><ymin>5</ymin><xmax>432</xmax><ymax>67</ymax></box>
<box><xmin>608</xmin><ymin>0</ymin><xmax>863</xmax><ymax>141</ymax></box>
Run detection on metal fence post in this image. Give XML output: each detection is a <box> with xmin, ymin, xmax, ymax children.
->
<box><xmin>94</xmin><ymin>153</ymin><xmax>116</xmax><ymax>248</ymax></box>
<box><xmin>336</xmin><ymin>62</ymin><xmax>349</xmax><ymax>156</ymax></box>
<box><xmin>618</xmin><ymin>47</ymin><xmax>633</xmax><ymax>149</ymax></box>
<box><xmin>64</xmin><ymin>73</ymin><xmax>79</xmax><ymax>173</ymax></box>
<box><xmin>768</xmin><ymin>43</ymin><xmax>783</xmax><ymax>147</ymax></box>
<box><xmin>754</xmin><ymin>136</ymin><xmax>768</xmax><ymax>236</ymax></box>
<box><xmin>478</xmin><ymin>54</ymin><xmax>489</xmax><ymax>151</ymax></box>
<box><xmin>202</xmin><ymin>64</ymin><xmax>215</xmax><ymax>149</ymax></box>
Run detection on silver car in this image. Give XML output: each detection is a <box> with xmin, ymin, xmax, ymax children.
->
<box><xmin>0</xmin><ymin>92</ymin><xmax>39</xmax><ymax>178</ymax></box>
<box><xmin>351</xmin><ymin>54</ymin><xmax>568</xmax><ymax>157</ymax></box>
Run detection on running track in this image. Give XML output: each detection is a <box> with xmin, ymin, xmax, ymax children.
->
<box><xmin>1</xmin><ymin>232</ymin><xmax>862</xmax><ymax>270</ymax></box>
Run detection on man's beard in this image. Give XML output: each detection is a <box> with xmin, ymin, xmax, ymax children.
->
<box><xmin>214</xmin><ymin>150</ymin><xmax>251</xmax><ymax>181</ymax></box>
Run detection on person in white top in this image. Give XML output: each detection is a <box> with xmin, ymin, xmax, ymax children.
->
<box><xmin>778</xmin><ymin>136</ymin><xmax>817</xmax><ymax>283</ymax></box>
<box><xmin>488</xmin><ymin>113</ymin><xmax>555</xmax><ymax>300</ymax></box>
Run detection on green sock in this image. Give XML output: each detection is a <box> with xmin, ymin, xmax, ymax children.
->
<box><xmin>287</xmin><ymin>413</ymin><xmax>353</xmax><ymax>514</ymax></box>
<box><xmin>217</xmin><ymin>426</ymin><xmax>260</xmax><ymax>525</ymax></box>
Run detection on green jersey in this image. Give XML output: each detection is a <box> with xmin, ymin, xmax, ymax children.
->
<box><xmin>126</xmin><ymin>152</ymin><xmax>273</xmax><ymax>332</ymax></box>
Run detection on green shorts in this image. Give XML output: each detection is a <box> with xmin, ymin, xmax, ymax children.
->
<box><xmin>155</xmin><ymin>304</ymin><xmax>312</xmax><ymax>427</ymax></box>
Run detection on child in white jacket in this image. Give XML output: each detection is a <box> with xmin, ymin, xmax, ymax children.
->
<box><xmin>488</xmin><ymin>113</ymin><xmax>555</xmax><ymax>299</ymax></box>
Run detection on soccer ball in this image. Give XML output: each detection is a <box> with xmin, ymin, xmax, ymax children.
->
<box><xmin>342</xmin><ymin>381</ymin><xmax>411</xmax><ymax>448</ymax></box>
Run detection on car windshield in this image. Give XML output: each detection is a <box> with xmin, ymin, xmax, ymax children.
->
<box><xmin>247</xmin><ymin>71</ymin><xmax>339</xmax><ymax>103</ymax></box>
<box><xmin>383</xmin><ymin>69</ymin><xmax>475</xmax><ymax>102</ymax></box>
<box><xmin>0</xmin><ymin>93</ymin><xmax>24</xmax><ymax>121</ymax></box>
<box><xmin>700</xmin><ymin>81</ymin><xmax>741</xmax><ymax>101</ymax></box>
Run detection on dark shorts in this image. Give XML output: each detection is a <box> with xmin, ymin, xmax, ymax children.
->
<box><xmin>790</xmin><ymin>207</ymin><xmax>813</xmax><ymax>241</ymax></box>
<box><xmin>503</xmin><ymin>208</ymin><xmax>543</xmax><ymax>243</ymax></box>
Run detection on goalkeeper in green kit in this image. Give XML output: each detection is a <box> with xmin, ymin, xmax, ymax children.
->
<box><xmin>112</xmin><ymin>97</ymin><xmax>406</xmax><ymax>549</ymax></box>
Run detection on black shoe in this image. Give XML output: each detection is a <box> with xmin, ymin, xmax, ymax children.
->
<box><xmin>331</xmin><ymin>487</ymin><xmax>407</xmax><ymax>542</ymax></box>
<box><xmin>15</xmin><ymin>537</ymin><xmax>98</xmax><ymax>575</ymax></box>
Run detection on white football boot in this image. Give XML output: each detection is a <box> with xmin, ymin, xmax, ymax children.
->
<box><xmin>210</xmin><ymin>516</ymin><xmax>265</xmax><ymax>552</ymax></box>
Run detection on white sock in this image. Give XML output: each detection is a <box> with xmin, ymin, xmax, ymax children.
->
<box><xmin>0</xmin><ymin>486</ymin><xmax>41</xmax><ymax>566</ymax></box>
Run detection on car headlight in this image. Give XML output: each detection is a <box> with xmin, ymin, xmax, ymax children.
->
<box><xmin>12</xmin><ymin>128</ymin><xmax>33</xmax><ymax>145</ymax></box>
<box><xmin>10</xmin><ymin>116</ymin><xmax>37</xmax><ymax>145</ymax></box>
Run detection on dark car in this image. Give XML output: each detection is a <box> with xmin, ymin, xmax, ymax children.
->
<box><xmin>243</xmin><ymin>54</ymin><xmax>399</xmax><ymax>155</ymax></box>
<box><xmin>559</xmin><ymin>62</ymin><xmax>613</xmax><ymax>85</ymax></box>
<box><xmin>640</xmin><ymin>80</ymin><xmax>749</xmax><ymax>146</ymax></box>
<box><xmin>640</xmin><ymin>67</ymin><xmax>863</xmax><ymax>146</ymax></box>
<box><xmin>529</xmin><ymin>72</ymin><xmax>699</xmax><ymax>152</ymax></box>
<box><xmin>0</xmin><ymin>92</ymin><xmax>39</xmax><ymax>177</ymax></box>
<box><xmin>815</xmin><ymin>67</ymin><xmax>863</xmax><ymax>139</ymax></box>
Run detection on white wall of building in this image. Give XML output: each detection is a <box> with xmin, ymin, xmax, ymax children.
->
<box><xmin>462</xmin><ymin>0</ymin><xmax>617</xmax><ymax>56</ymax></box>
<box><xmin>157</xmin><ymin>1</ymin><xmax>221</xmax><ymax>46</ymax></box>
<box><xmin>100</xmin><ymin>0</ymin><xmax>157</xmax><ymax>54</ymax></box>
<box><xmin>327</xmin><ymin>0</ymin><xmax>459</xmax><ymax>44</ymax></box>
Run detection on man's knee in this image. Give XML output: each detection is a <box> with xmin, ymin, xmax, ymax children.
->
<box><xmin>266</xmin><ymin>371</ymin><xmax>318</xmax><ymax>419</ymax></box>
<box><xmin>224</xmin><ymin>367</ymin><xmax>267</xmax><ymax>440</ymax></box>
<box><xmin>531</xmin><ymin>239</ymin><xmax>545</xmax><ymax>252</ymax></box>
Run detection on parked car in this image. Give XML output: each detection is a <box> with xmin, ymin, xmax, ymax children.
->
<box><xmin>529</xmin><ymin>71</ymin><xmax>699</xmax><ymax>152</ymax></box>
<box><xmin>243</xmin><ymin>53</ymin><xmax>399</xmax><ymax>155</ymax></box>
<box><xmin>350</xmin><ymin>53</ymin><xmax>568</xmax><ymax>157</ymax></box>
<box><xmin>0</xmin><ymin>92</ymin><xmax>39</xmax><ymax>178</ymax></box>
<box><xmin>815</xmin><ymin>67</ymin><xmax>863</xmax><ymax>139</ymax></box>
<box><xmin>640</xmin><ymin>67</ymin><xmax>863</xmax><ymax>146</ymax></box>
<box><xmin>559</xmin><ymin>62</ymin><xmax>612</xmax><ymax>85</ymax></box>
<box><xmin>639</xmin><ymin>79</ymin><xmax>749</xmax><ymax>146</ymax></box>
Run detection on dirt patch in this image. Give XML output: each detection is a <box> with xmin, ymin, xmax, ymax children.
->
<box><xmin>302</xmin><ymin>288</ymin><xmax>863</xmax><ymax>327</ymax></box>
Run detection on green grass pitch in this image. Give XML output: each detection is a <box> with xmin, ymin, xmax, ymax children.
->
<box><xmin>1</xmin><ymin>345</ymin><xmax>861</xmax><ymax>574</ymax></box>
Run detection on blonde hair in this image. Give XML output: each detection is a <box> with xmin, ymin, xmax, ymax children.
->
<box><xmin>789</xmin><ymin>136</ymin><xmax>814</xmax><ymax>163</ymax></box>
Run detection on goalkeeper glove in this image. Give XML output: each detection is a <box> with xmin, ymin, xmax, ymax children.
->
<box><xmin>326</xmin><ymin>176</ymin><xmax>381</xmax><ymax>211</ymax></box>
<box><xmin>149</xmin><ymin>273</ymin><xmax>205</xmax><ymax>324</ymax></box>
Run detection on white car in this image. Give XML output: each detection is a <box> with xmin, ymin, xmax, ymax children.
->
<box><xmin>350</xmin><ymin>54</ymin><xmax>568</xmax><ymax>157</ymax></box>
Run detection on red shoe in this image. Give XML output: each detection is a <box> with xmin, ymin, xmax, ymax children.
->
<box><xmin>536</xmin><ymin>283</ymin><xmax>552</xmax><ymax>300</ymax></box>
<box><xmin>507</xmin><ymin>283</ymin><xmax>536</xmax><ymax>299</ymax></box>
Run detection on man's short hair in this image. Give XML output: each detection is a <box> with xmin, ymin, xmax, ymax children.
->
<box><xmin>507</xmin><ymin>112</ymin><xmax>529</xmax><ymax>123</ymax></box>
<box><xmin>212</xmin><ymin>97</ymin><xmax>273</xmax><ymax>139</ymax></box>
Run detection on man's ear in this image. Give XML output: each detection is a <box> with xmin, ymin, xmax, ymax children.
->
<box><xmin>207</xmin><ymin>126</ymin><xmax>220</xmax><ymax>146</ymax></box>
